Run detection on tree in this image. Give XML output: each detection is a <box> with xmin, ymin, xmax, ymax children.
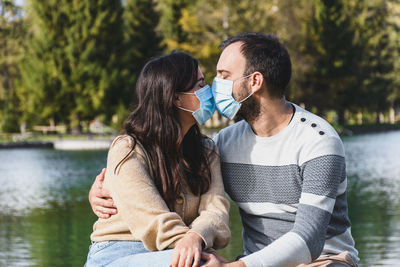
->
<box><xmin>157</xmin><ymin>0</ymin><xmax>191</xmax><ymax>51</ymax></box>
<box><xmin>356</xmin><ymin>0</ymin><xmax>397</xmax><ymax>122</ymax></box>
<box><xmin>121</xmin><ymin>0</ymin><xmax>163</xmax><ymax>109</ymax></box>
<box><xmin>0</xmin><ymin>0</ymin><xmax>25</xmax><ymax>132</ymax></box>
<box><xmin>287</xmin><ymin>0</ymin><xmax>399</xmax><ymax>124</ymax></box>
<box><xmin>19</xmin><ymin>0</ymin><xmax>71</xmax><ymax>128</ymax></box>
<box><xmin>20</xmin><ymin>0</ymin><xmax>125</xmax><ymax>133</ymax></box>
<box><xmin>294</xmin><ymin>0</ymin><xmax>361</xmax><ymax>123</ymax></box>
<box><xmin>5</xmin><ymin>0</ymin><xmax>398</xmax><ymax>132</ymax></box>
<box><xmin>385</xmin><ymin>0</ymin><xmax>400</xmax><ymax>123</ymax></box>
<box><xmin>65</xmin><ymin>0</ymin><xmax>125</xmax><ymax>132</ymax></box>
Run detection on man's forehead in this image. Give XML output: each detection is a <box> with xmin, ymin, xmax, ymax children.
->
<box><xmin>217</xmin><ymin>42</ymin><xmax>246</xmax><ymax>74</ymax></box>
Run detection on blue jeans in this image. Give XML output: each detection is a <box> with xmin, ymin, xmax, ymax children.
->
<box><xmin>85</xmin><ymin>241</ymin><xmax>173</xmax><ymax>267</ymax></box>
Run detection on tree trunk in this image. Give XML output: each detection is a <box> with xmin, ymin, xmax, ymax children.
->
<box><xmin>70</xmin><ymin>113</ymin><xmax>82</xmax><ymax>135</ymax></box>
<box><xmin>376</xmin><ymin>112</ymin><xmax>385</xmax><ymax>124</ymax></box>
<box><xmin>379</xmin><ymin>112</ymin><xmax>385</xmax><ymax>124</ymax></box>
<box><xmin>389</xmin><ymin>107</ymin><xmax>395</xmax><ymax>124</ymax></box>
<box><xmin>357</xmin><ymin>111</ymin><xmax>363</xmax><ymax>125</ymax></box>
<box><xmin>338</xmin><ymin>109</ymin><xmax>346</xmax><ymax>125</ymax></box>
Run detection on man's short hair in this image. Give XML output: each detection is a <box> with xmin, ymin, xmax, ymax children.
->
<box><xmin>220</xmin><ymin>32</ymin><xmax>292</xmax><ymax>98</ymax></box>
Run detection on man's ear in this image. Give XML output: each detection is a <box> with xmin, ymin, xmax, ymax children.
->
<box><xmin>249</xmin><ymin>72</ymin><xmax>264</xmax><ymax>94</ymax></box>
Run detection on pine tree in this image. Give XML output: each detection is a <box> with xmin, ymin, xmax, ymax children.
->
<box><xmin>121</xmin><ymin>0</ymin><xmax>163</xmax><ymax>108</ymax></box>
<box><xmin>293</xmin><ymin>0</ymin><xmax>361</xmax><ymax>122</ymax></box>
<box><xmin>358</xmin><ymin>0</ymin><xmax>398</xmax><ymax>122</ymax></box>
<box><xmin>387</xmin><ymin>0</ymin><xmax>400</xmax><ymax>118</ymax></box>
<box><xmin>0</xmin><ymin>0</ymin><xmax>25</xmax><ymax>132</ymax></box>
<box><xmin>19</xmin><ymin>0</ymin><xmax>68</xmax><ymax>127</ymax></box>
<box><xmin>20</xmin><ymin>0</ymin><xmax>125</xmax><ymax>133</ymax></box>
<box><xmin>64</xmin><ymin>0</ymin><xmax>125</xmax><ymax>132</ymax></box>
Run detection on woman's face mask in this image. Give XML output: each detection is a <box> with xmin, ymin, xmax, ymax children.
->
<box><xmin>211</xmin><ymin>74</ymin><xmax>253</xmax><ymax>120</ymax></box>
<box><xmin>177</xmin><ymin>84</ymin><xmax>216</xmax><ymax>125</ymax></box>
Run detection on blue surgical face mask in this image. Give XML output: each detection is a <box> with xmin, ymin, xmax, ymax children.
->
<box><xmin>211</xmin><ymin>74</ymin><xmax>253</xmax><ymax>120</ymax></box>
<box><xmin>177</xmin><ymin>84</ymin><xmax>216</xmax><ymax>125</ymax></box>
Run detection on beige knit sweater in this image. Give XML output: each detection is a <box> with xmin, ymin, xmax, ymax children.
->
<box><xmin>90</xmin><ymin>135</ymin><xmax>230</xmax><ymax>251</ymax></box>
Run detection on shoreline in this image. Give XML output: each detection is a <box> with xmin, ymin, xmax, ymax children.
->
<box><xmin>1</xmin><ymin>124</ymin><xmax>400</xmax><ymax>149</ymax></box>
<box><xmin>0</xmin><ymin>141</ymin><xmax>54</xmax><ymax>149</ymax></box>
<box><xmin>338</xmin><ymin>123</ymin><xmax>400</xmax><ymax>136</ymax></box>
<box><xmin>0</xmin><ymin>139</ymin><xmax>112</xmax><ymax>150</ymax></box>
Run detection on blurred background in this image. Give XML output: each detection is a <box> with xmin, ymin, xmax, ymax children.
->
<box><xmin>0</xmin><ymin>0</ymin><xmax>399</xmax><ymax>266</ymax></box>
<box><xmin>1</xmin><ymin>0</ymin><xmax>400</xmax><ymax>133</ymax></box>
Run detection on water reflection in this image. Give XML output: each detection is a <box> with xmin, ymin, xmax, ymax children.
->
<box><xmin>0</xmin><ymin>149</ymin><xmax>104</xmax><ymax>266</ymax></box>
<box><xmin>0</xmin><ymin>131</ymin><xmax>400</xmax><ymax>266</ymax></box>
<box><xmin>344</xmin><ymin>131</ymin><xmax>400</xmax><ymax>266</ymax></box>
<box><xmin>0</xmin><ymin>149</ymin><xmax>106</xmax><ymax>216</ymax></box>
<box><xmin>347</xmin><ymin>175</ymin><xmax>400</xmax><ymax>266</ymax></box>
<box><xmin>26</xmin><ymin>201</ymin><xmax>96</xmax><ymax>266</ymax></box>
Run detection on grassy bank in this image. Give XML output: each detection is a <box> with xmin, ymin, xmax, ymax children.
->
<box><xmin>334</xmin><ymin>123</ymin><xmax>400</xmax><ymax>136</ymax></box>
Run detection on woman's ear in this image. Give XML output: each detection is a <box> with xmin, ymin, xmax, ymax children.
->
<box><xmin>174</xmin><ymin>93</ymin><xmax>182</xmax><ymax>107</ymax></box>
<box><xmin>249</xmin><ymin>72</ymin><xmax>264</xmax><ymax>94</ymax></box>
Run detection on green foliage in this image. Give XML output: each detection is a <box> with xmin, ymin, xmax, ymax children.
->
<box><xmin>158</xmin><ymin>0</ymin><xmax>191</xmax><ymax>49</ymax></box>
<box><xmin>0</xmin><ymin>0</ymin><xmax>25</xmax><ymax>132</ymax></box>
<box><xmin>295</xmin><ymin>0</ymin><xmax>361</xmax><ymax>120</ymax></box>
<box><xmin>121</xmin><ymin>0</ymin><xmax>163</xmax><ymax>108</ymax></box>
<box><xmin>1</xmin><ymin>0</ymin><xmax>399</xmax><ymax>133</ymax></box>
<box><xmin>159</xmin><ymin>0</ymin><xmax>281</xmax><ymax>82</ymax></box>
<box><xmin>19</xmin><ymin>0</ymin><xmax>125</xmax><ymax>132</ymax></box>
<box><xmin>282</xmin><ymin>0</ymin><xmax>399</xmax><ymax>123</ymax></box>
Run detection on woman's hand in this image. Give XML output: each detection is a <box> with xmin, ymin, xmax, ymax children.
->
<box><xmin>88</xmin><ymin>168</ymin><xmax>118</xmax><ymax>218</ymax></box>
<box><xmin>170</xmin><ymin>232</ymin><xmax>204</xmax><ymax>267</ymax></box>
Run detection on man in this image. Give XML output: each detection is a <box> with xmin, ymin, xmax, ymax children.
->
<box><xmin>89</xmin><ymin>32</ymin><xmax>359</xmax><ymax>267</ymax></box>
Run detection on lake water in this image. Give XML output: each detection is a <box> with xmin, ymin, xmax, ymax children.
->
<box><xmin>1</xmin><ymin>131</ymin><xmax>399</xmax><ymax>266</ymax></box>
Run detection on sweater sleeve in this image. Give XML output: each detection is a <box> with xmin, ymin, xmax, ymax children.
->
<box><xmin>104</xmin><ymin>136</ymin><xmax>189</xmax><ymax>251</ymax></box>
<box><xmin>187</xmin><ymin>144</ymin><xmax>231</xmax><ymax>249</ymax></box>
<box><xmin>241</xmin><ymin>136</ymin><xmax>346</xmax><ymax>267</ymax></box>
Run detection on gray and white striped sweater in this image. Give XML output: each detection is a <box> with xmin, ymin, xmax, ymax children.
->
<box><xmin>213</xmin><ymin>103</ymin><xmax>359</xmax><ymax>267</ymax></box>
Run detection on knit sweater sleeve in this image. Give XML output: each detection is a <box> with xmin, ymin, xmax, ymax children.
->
<box><xmin>188</xmin><ymin>143</ymin><xmax>231</xmax><ymax>249</ymax></box>
<box><xmin>103</xmin><ymin>135</ymin><xmax>189</xmax><ymax>251</ymax></box>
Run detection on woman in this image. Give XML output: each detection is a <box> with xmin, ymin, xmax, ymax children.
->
<box><xmin>85</xmin><ymin>52</ymin><xmax>230</xmax><ymax>267</ymax></box>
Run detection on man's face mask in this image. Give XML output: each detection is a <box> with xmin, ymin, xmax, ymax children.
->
<box><xmin>177</xmin><ymin>84</ymin><xmax>216</xmax><ymax>125</ymax></box>
<box><xmin>211</xmin><ymin>74</ymin><xmax>253</xmax><ymax>120</ymax></box>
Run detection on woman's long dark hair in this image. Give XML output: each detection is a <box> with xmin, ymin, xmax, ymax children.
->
<box><xmin>116</xmin><ymin>51</ymin><xmax>212</xmax><ymax>210</ymax></box>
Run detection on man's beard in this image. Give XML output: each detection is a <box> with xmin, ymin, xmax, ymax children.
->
<box><xmin>234</xmin><ymin>83</ymin><xmax>261</xmax><ymax>124</ymax></box>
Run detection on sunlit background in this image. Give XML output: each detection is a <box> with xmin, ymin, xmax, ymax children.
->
<box><xmin>1</xmin><ymin>0</ymin><xmax>400</xmax><ymax>266</ymax></box>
